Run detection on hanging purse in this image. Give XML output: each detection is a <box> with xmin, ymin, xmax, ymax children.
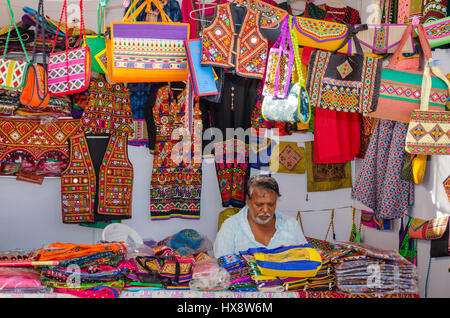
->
<box><xmin>105</xmin><ymin>0</ymin><xmax>189</xmax><ymax>83</ymax></box>
<box><xmin>353</xmin><ymin>24</ymin><xmax>415</xmax><ymax>54</ymax></box>
<box><xmin>291</xmin><ymin>16</ymin><xmax>352</xmax><ymax>54</ymax></box>
<box><xmin>367</xmin><ymin>22</ymin><xmax>450</xmax><ymax>123</ymax></box>
<box><xmin>20</xmin><ymin>0</ymin><xmax>50</xmax><ymax>108</ymax></box>
<box><xmin>306</xmin><ymin>24</ymin><xmax>382</xmax><ymax>115</ymax></box>
<box><xmin>85</xmin><ymin>0</ymin><xmax>109</xmax><ymax>74</ymax></box>
<box><xmin>405</xmin><ymin>57</ymin><xmax>450</xmax><ymax>155</ymax></box>
<box><xmin>262</xmin><ymin>16</ymin><xmax>293</xmax><ymax>99</ymax></box>
<box><xmin>47</xmin><ymin>0</ymin><xmax>91</xmax><ymax>96</ymax></box>
<box><xmin>0</xmin><ymin>0</ymin><xmax>31</xmax><ymax>91</ymax></box>
<box><xmin>261</xmin><ymin>15</ymin><xmax>310</xmax><ymax>124</ymax></box>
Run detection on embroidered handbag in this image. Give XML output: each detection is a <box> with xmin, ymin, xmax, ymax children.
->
<box><xmin>105</xmin><ymin>0</ymin><xmax>189</xmax><ymax>83</ymax></box>
<box><xmin>291</xmin><ymin>16</ymin><xmax>352</xmax><ymax>54</ymax></box>
<box><xmin>409</xmin><ymin>216</ymin><xmax>449</xmax><ymax>240</ymax></box>
<box><xmin>20</xmin><ymin>0</ymin><xmax>50</xmax><ymax>108</ymax></box>
<box><xmin>305</xmin><ymin>25</ymin><xmax>382</xmax><ymax>115</ymax></box>
<box><xmin>405</xmin><ymin>58</ymin><xmax>450</xmax><ymax>155</ymax></box>
<box><xmin>0</xmin><ymin>0</ymin><xmax>31</xmax><ymax>91</ymax></box>
<box><xmin>85</xmin><ymin>0</ymin><xmax>109</xmax><ymax>74</ymax></box>
<box><xmin>367</xmin><ymin>23</ymin><xmax>450</xmax><ymax>123</ymax></box>
<box><xmin>421</xmin><ymin>16</ymin><xmax>450</xmax><ymax>48</ymax></box>
<box><xmin>47</xmin><ymin>0</ymin><xmax>91</xmax><ymax>96</ymax></box>
<box><xmin>269</xmin><ymin>141</ymin><xmax>305</xmax><ymax>174</ymax></box>
<box><xmin>353</xmin><ymin>24</ymin><xmax>415</xmax><ymax>54</ymax></box>
<box><xmin>262</xmin><ymin>16</ymin><xmax>293</xmax><ymax>99</ymax></box>
<box><xmin>261</xmin><ymin>16</ymin><xmax>310</xmax><ymax>124</ymax></box>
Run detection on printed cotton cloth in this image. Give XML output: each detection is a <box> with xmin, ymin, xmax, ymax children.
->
<box><xmin>352</xmin><ymin>119</ymin><xmax>415</xmax><ymax>219</ymax></box>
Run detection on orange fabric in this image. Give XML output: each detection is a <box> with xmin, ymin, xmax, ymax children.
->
<box><xmin>37</xmin><ymin>242</ymin><xmax>126</xmax><ymax>261</ymax></box>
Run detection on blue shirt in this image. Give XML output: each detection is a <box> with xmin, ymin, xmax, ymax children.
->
<box><xmin>213</xmin><ymin>206</ymin><xmax>308</xmax><ymax>258</ymax></box>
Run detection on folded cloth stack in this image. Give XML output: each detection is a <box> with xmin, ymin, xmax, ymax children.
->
<box><xmin>217</xmin><ymin>254</ymin><xmax>257</xmax><ymax>291</ymax></box>
<box><xmin>282</xmin><ymin>258</ymin><xmax>336</xmax><ymax>292</ymax></box>
<box><xmin>36</xmin><ymin>243</ymin><xmax>128</xmax><ymax>295</ymax></box>
<box><xmin>333</xmin><ymin>242</ymin><xmax>418</xmax><ymax>294</ymax></box>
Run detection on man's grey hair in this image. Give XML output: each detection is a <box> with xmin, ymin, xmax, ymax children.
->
<box><xmin>247</xmin><ymin>175</ymin><xmax>281</xmax><ymax>198</ymax></box>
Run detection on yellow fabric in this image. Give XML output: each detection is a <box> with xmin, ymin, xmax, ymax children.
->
<box><xmin>217</xmin><ymin>207</ymin><xmax>241</xmax><ymax>231</ymax></box>
<box><xmin>269</xmin><ymin>142</ymin><xmax>306</xmax><ymax>174</ymax></box>
<box><xmin>412</xmin><ymin>154</ymin><xmax>427</xmax><ymax>184</ymax></box>
<box><xmin>253</xmin><ymin>246</ymin><xmax>322</xmax><ymax>278</ymax></box>
<box><xmin>305</xmin><ymin>142</ymin><xmax>352</xmax><ymax>192</ymax></box>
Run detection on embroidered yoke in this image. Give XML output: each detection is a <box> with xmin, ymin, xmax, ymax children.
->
<box><xmin>201</xmin><ymin>3</ymin><xmax>268</xmax><ymax>79</ymax></box>
<box><xmin>61</xmin><ymin>133</ymin><xmax>133</xmax><ymax>223</ymax></box>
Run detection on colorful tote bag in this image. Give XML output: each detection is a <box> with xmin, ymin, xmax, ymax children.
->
<box><xmin>262</xmin><ymin>16</ymin><xmax>293</xmax><ymax>99</ymax></box>
<box><xmin>353</xmin><ymin>24</ymin><xmax>415</xmax><ymax>54</ymax></box>
<box><xmin>20</xmin><ymin>0</ymin><xmax>50</xmax><ymax>108</ymax></box>
<box><xmin>0</xmin><ymin>0</ymin><xmax>31</xmax><ymax>91</ymax></box>
<box><xmin>306</xmin><ymin>26</ymin><xmax>382</xmax><ymax>115</ymax></box>
<box><xmin>85</xmin><ymin>0</ymin><xmax>110</xmax><ymax>74</ymax></box>
<box><xmin>421</xmin><ymin>17</ymin><xmax>450</xmax><ymax>48</ymax></box>
<box><xmin>405</xmin><ymin>58</ymin><xmax>450</xmax><ymax>155</ymax></box>
<box><xmin>368</xmin><ymin>23</ymin><xmax>450</xmax><ymax>123</ymax></box>
<box><xmin>105</xmin><ymin>0</ymin><xmax>189</xmax><ymax>83</ymax></box>
<box><xmin>47</xmin><ymin>0</ymin><xmax>91</xmax><ymax>96</ymax></box>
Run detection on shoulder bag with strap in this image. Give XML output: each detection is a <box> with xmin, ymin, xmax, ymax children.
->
<box><xmin>47</xmin><ymin>0</ymin><xmax>91</xmax><ymax>96</ymax></box>
<box><xmin>0</xmin><ymin>0</ymin><xmax>31</xmax><ymax>91</ymax></box>
<box><xmin>20</xmin><ymin>0</ymin><xmax>50</xmax><ymax>108</ymax></box>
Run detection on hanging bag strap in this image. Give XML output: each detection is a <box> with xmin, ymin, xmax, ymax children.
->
<box><xmin>97</xmin><ymin>0</ymin><xmax>110</xmax><ymax>37</ymax></box>
<box><xmin>124</xmin><ymin>0</ymin><xmax>171</xmax><ymax>23</ymax></box>
<box><xmin>273</xmin><ymin>16</ymin><xmax>293</xmax><ymax>96</ymax></box>
<box><xmin>31</xmin><ymin>0</ymin><xmax>47</xmax><ymax>68</ymax></box>
<box><xmin>3</xmin><ymin>0</ymin><xmax>30</xmax><ymax>62</ymax></box>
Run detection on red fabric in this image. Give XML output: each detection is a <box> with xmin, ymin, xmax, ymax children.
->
<box><xmin>314</xmin><ymin>108</ymin><xmax>361</xmax><ymax>164</ymax></box>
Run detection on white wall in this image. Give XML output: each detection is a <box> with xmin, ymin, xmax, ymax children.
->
<box><xmin>0</xmin><ymin>0</ymin><xmax>449</xmax><ymax>298</ymax></box>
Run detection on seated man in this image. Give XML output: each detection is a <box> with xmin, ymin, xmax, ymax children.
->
<box><xmin>213</xmin><ymin>175</ymin><xmax>308</xmax><ymax>258</ymax></box>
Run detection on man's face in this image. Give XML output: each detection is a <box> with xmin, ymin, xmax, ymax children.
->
<box><xmin>246</xmin><ymin>187</ymin><xmax>278</xmax><ymax>225</ymax></box>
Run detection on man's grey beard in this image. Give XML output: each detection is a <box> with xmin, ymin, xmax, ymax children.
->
<box><xmin>251</xmin><ymin>212</ymin><xmax>274</xmax><ymax>225</ymax></box>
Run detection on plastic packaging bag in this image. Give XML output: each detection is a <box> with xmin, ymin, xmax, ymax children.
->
<box><xmin>189</xmin><ymin>257</ymin><xmax>230</xmax><ymax>291</ymax></box>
